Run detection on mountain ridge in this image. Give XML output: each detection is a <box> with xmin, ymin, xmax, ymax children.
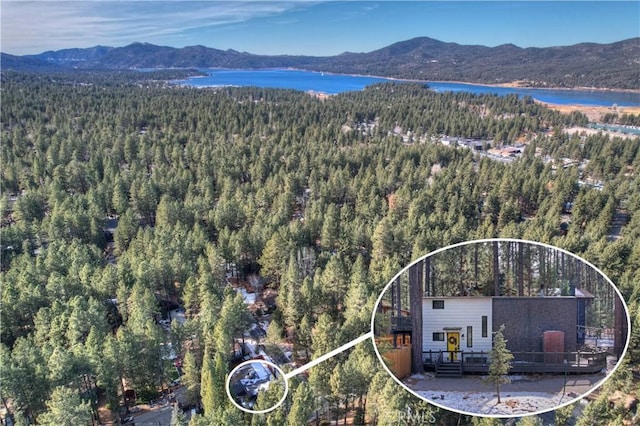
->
<box><xmin>4</xmin><ymin>37</ymin><xmax>639</xmax><ymax>89</ymax></box>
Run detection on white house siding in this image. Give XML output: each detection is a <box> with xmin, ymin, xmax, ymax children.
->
<box><xmin>422</xmin><ymin>297</ymin><xmax>493</xmax><ymax>355</ymax></box>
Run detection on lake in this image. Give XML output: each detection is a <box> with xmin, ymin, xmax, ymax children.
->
<box><xmin>173</xmin><ymin>69</ymin><xmax>640</xmax><ymax>107</ymax></box>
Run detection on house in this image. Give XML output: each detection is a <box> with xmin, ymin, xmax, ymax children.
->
<box><xmin>422</xmin><ymin>297</ymin><xmax>493</xmax><ymax>362</ymax></box>
<box><xmin>487</xmin><ymin>145</ymin><xmax>523</xmax><ymax>158</ymax></box>
<box><xmin>378</xmin><ymin>242</ymin><xmax>623</xmax><ymax>379</ymax></box>
<box><xmin>460</xmin><ymin>139</ymin><xmax>490</xmax><ymax>151</ymax></box>
<box><xmin>229</xmin><ymin>361</ymin><xmax>277</xmax><ymax>409</ymax></box>
<box><xmin>422</xmin><ymin>292</ymin><xmax>593</xmax><ymax>357</ymax></box>
<box><xmin>419</xmin><ymin>291</ymin><xmax>599</xmax><ymax>376</ymax></box>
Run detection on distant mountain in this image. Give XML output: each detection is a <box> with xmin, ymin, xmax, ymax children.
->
<box><xmin>6</xmin><ymin>37</ymin><xmax>640</xmax><ymax>89</ymax></box>
<box><xmin>32</xmin><ymin>45</ymin><xmax>114</xmax><ymax>66</ymax></box>
<box><xmin>22</xmin><ymin>42</ymin><xmax>324</xmax><ymax>70</ymax></box>
<box><xmin>1</xmin><ymin>53</ymin><xmax>66</xmax><ymax>72</ymax></box>
<box><xmin>312</xmin><ymin>37</ymin><xmax>640</xmax><ymax>90</ymax></box>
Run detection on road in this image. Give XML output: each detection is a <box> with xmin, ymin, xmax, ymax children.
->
<box><xmin>129</xmin><ymin>404</ymin><xmax>174</xmax><ymax>426</ymax></box>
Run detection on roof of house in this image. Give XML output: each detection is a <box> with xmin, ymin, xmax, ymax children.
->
<box><xmin>575</xmin><ymin>288</ymin><xmax>595</xmax><ymax>299</ymax></box>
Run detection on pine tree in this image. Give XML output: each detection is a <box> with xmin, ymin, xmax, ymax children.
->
<box><xmin>37</xmin><ymin>387</ymin><xmax>92</xmax><ymax>426</ymax></box>
<box><xmin>258</xmin><ymin>231</ymin><xmax>291</xmax><ymax>285</ymax></box>
<box><xmin>282</xmin><ymin>254</ymin><xmax>303</xmax><ymax>331</ymax></box>
<box><xmin>181</xmin><ymin>350</ymin><xmax>201</xmax><ymax>406</ymax></box>
<box><xmin>200</xmin><ymin>348</ymin><xmax>227</xmax><ymax>418</ymax></box>
<box><xmin>212</xmin><ymin>290</ymin><xmax>252</xmax><ymax>356</ymax></box>
<box><xmin>515</xmin><ymin>416</ymin><xmax>544</xmax><ymax>426</ymax></box>
<box><xmin>170</xmin><ymin>404</ymin><xmax>187</xmax><ymax>426</ymax></box>
<box><xmin>554</xmin><ymin>402</ymin><xmax>576</xmax><ymax>426</ymax></box>
<box><xmin>341</xmin><ymin>255</ymin><xmax>371</xmax><ymax>340</ymax></box>
<box><xmin>286</xmin><ymin>382</ymin><xmax>314</xmax><ymax>426</ymax></box>
<box><xmin>320</xmin><ymin>204</ymin><xmax>340</xmax><ymax>250</ymax></box>
<box><xmin>330</xmin><ymin>362</ymin><xmax>357</xmax><ymax>425</ymax></box>
<box><xmin>296</xmin><ymin>314</ymin><xmax>313</xmax><ymax>361</ymax></box>
<box><xmin>488</xmin><ymin>324</ymin><xmax>513</xmax><ymax>403</ymax></box>
<box><xmin>472</xmin><ymin>418</ymin><xmax>502</xmax><ymax>426</ymax></box>
<box><xmin>308</xmin><ymin>314</ymin><xmax>338</xmax><ymax>399</ymax></box>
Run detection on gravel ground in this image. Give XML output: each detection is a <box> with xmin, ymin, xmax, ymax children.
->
<box><xmin>403</xmin><ymin>373</ymin><xmax>606</xmax><ymax>416</ymax></box>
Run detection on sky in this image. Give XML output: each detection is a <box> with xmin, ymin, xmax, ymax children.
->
<box><xmin>2</xmin><ymin>1</ymin><xmax>639</xmax><ymax>56</ymax></box>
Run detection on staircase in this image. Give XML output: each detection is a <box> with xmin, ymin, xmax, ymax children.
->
<box><xmin>435</xmin><ymin>352</ymin><xmax>463</xmax><ymax>377</ymax></box>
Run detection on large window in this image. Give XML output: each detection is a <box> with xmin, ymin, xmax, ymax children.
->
<box><xmin>467</xmin><ymin>326</ymin><xmax>473</xmax><ymax>347</ymax></box>
<box><xmin>432</xmin><ymin>300</ymin><xmax>445</xmax><ymax>309</ymax></box>
<box><xmin>482</xmin><ymin>316</ymin><xmax>488</xmax><ymax>337</ymax></box>
<box><xmin>433</xmin><ymin>332</ymin><xmax>445</xmax><ymax>341</ymax></box>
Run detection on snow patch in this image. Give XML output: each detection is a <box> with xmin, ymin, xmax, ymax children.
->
<box><xmin>236</xmin><ymin>287</ymin><xmax>256</xmax><ymax>304</ymax></box>
<box><xmin>416</xmin><ymin>390</ymin><xmax>565</xmax><ymax>415</ymax></box>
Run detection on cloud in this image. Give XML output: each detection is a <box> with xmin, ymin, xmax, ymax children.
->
<box><xmin>1</xmin><ymin>1</ymin><xmax>318</xmax><ymax>54</ymax></box>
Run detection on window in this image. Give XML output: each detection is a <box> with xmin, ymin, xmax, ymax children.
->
<box><xmin>467</xmin><ymin>326</ymin><xmax>473</xmax><ymax>347</ymax></box>
<box><xmin>482</xmin><ymin>316</ymin><xmax>488</xmax><ymax>337</ymax></box>
<box><xmin>433</xmin><ymin>332</ymin><xmax>445</xmax><ymax>341</ymax></box>
<box><xmin>432</xmin><ymin>300</ymin><xmax>445</xmax><ymax>309</ymax></box>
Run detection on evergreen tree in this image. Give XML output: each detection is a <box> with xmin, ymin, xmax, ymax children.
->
<box><xmin>554</xmin><ymin>402</ymin><xmax>576</xmax><ymax>426</ymax></box>
<box><xmin>488</xmin><ymin>324</ymin><xmax>513</xmax><ymax>403</ymax></box>
<box><xmin>37</xmin><ymin>387</ymin><xmax>92</xmax><ymax>426</ymax></box>
<box><xmin>308</xmin><ymin>314</ymin><xmax>337</xmax><ymax>400</ymax></box>
<box><xmin>472</xmin><ymin>418</ymin><xmax>502</xmax><ymax>426</ymax></box>
<box><xmin>181</xmin><ymin>350</ymin><xmax>201</xmax><ymax>406</ymax></box>
<box><xmin>170</xmin><ymin>404</ymin><xmax>188</xmax><ymax>426</ymax></box>
<box><xmin>282</xmin><ymin>254</ymin><xmax>303</xmax><ymax>331</ymax></box>
<box><xmin>200</xmin><ymin>349</ymin><xmax>227</xmax><ymax>418</ymax></box>
<box><xmin>212</xmin><ymin>290</ymin><xmax>252</xmax><ymax>357</ymax></box>
<box><xmin>515</xmin><ymin>416</ymin><xmax>544</xmax><ymax>426</ymax></box>
<box><xmin>286</xmin><ymin>381</ymin><xmax>314</xmax><ymax>426</ymax></box>
<box><xmin>258</xmin><ymin>231</ymin><xmax>291</xmax><ymax>285</ymax></box>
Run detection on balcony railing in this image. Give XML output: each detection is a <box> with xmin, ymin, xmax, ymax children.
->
<box><xmin>422</xmin><ymin>349</ymin><xmax>608</xmax><ymax>374</ymax></box>
<box><xmin>390</xmin><ymin>316</ymin><xmax>413</xmax><ymax>332</ymax></box>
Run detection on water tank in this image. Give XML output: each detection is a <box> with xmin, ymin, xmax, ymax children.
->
<box><xmin>543</xmin><ymin>330</ymin><xmax>565</xmax><ymax>363</ymax></box>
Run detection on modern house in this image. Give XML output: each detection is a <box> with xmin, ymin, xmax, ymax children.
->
<box><xmin>416</xmin><ymin>291</ymin><xmax>608</xmax><ymax>377</ymax></box>
<box><xmin>380</xmin><ymin>279</ymin><xmax>611</xmax><ymax>378</ymax></box>
<box><xmin>377</xmin><ymin>241</ymin><xmax>626</xmax><ymax>379</ymax></box>
<box><xmin>229</xmin><ymin>361</ymin><xmax>277</xmax><ymax>409</ymax></box>
<box><xmin>422</xmin><ymin>297</ymin><xmax>493</xmax><ymax>362</ymax></box>
<box><xmin>423</xmin><ymin>290</ymin><xmax>595</xmax><ymax>357</ymax></box>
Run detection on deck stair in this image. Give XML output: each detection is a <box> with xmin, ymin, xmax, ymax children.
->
<box><xmin>435</xmin><ymin>352</ymin><xmax>463</xmax><ymax>377</ymax></box>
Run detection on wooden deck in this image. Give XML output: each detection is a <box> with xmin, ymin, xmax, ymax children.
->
<box><xmin>423</xmin><ymin>350</ymin><xmax>608</xmax><ymax>375</ymax></box>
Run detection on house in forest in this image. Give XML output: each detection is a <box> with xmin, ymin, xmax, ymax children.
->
<box><xmin>423</xmin><ymin>291</ymin><xmax>593</xmax><ymax>354</ymax></box>
<box><xmin>419</xmin><ymin>290</ymin><xmax>604</xmax><ymax>376</ymax></box>
<box><xmin>378</xmin><ymin>240</ymin><xmax>626</xmax><ymax>379</ymax></box>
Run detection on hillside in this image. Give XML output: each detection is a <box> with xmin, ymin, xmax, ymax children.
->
<box><xmin>0</xmin><ymin>53</ymin><xmax>66</xmax><ymax>73</ymax></box>
<box><xmin>314</xmin><ymin>37</ymin><xmax>640</xmax><ymax>89</ymax></box>
<box><xmin>4</xmin><ymin>37</ymin><xmax>640</xmax><ymax>89</ymax></box>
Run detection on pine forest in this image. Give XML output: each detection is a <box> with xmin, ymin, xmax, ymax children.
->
<box><xmin>1</xmin><ymin>71</ymin><xmax>639</xmax><ymax>425</ymax></box>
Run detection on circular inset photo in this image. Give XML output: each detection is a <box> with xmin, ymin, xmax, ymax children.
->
<box><xmin>372</xmin><ymin>238</ymin><xmax>630</xmax><ymax>417</ymax></box>
<box><xmin>226</xmin><ymin>359</ymin><xmax>288</xmax><ymax>414</ymax></box>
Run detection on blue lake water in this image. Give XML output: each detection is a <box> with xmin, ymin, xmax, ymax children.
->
<box><xmin>173</xmin><ymin>69</ymin><xmax>640</xmax><ymax>107</ymax></box>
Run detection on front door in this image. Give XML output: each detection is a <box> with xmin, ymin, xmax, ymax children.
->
<box><xmin>447</xmin><ymin>332</ymin><xmax>460</xmax><ymax>361</ymax></box>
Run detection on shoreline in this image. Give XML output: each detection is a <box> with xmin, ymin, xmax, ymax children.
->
<box><xmin>183</xmin><ymin>67</ymin><xmax>640</xmax><ymax>95</ymax></box>
<box><xmin>171</xmin><ymin>68</ymin><xmax>640</xmax><ymax>113</ymax></box>
<box><xmin>306</xmin><ymin>91</ymin><xmax>640</xmax><ymax>121</ymax></box>
<box><xmin>533</xmin><ymin>100</ymin><xmax>640</xmax><ymax>121</ymax></box>
<box><xmin>471</xmin><ymin>80</ymin><xmax>640</xmax><ymax>94</ymax></box>
<box><xmin>283</xmin><ymin>67</ymin><xmax>640</xmax><ymax>95</ymax></box>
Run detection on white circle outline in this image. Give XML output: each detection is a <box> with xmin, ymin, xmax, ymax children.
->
<box><xmin>225</xmin><ymin>359</ymin><xmax>289</xmax><ymax>414</ymax></box>
<box><xmin>370</xmin><ymin>237</ymin><xmax>632</xmax><ymax>418</ymax></box>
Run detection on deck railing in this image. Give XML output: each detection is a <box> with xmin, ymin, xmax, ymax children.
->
<box><xmin>390</xmin><ymin>316</ymin><xmax>413</xmax><ymax>332</ymax></box>
<box><xmin>422</xmin><ymin>349</ymin><xmax>608</xmax><ymax>374</ymax></box>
